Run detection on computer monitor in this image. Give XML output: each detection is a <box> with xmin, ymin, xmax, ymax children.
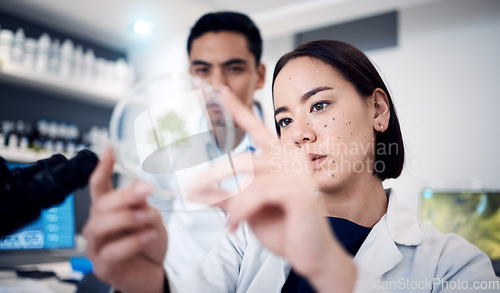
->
<box><xmin>0</xmin><ymin>160</ymin><xmax>77</xmax><ymax>266</ymax></box>
<box><xmin>420</xmin><ymin>189</ymin><xmax>500</xmax><ymax>276</ymax></box>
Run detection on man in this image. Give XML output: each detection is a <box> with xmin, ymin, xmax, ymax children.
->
<box><xmin>187</xmin><ymin>12</ymin><xmax>265</xmax><ymax>111</ymax></box>
<box><xmin>161</xmin><ymin>11</ymin><xmax>266</xmax><ymax>285</ymax></box>
<box><xmin>84</xmin><ymin>11</ymin><xmax>267</xmax><ymax>290</ymax></box>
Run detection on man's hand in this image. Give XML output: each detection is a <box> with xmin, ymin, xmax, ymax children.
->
<box><xmin>83</xmin><ymin>146</ymin><xmax>168</xmax><ymax>293</ymax></box>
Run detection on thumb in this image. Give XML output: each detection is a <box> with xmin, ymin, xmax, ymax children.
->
<box><xmin>89</xmin><ymin>145</ymin><xmax>115</xmax><ymax>200</ymax></box>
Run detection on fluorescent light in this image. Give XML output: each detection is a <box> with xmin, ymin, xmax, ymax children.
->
<box><xmin>133</xmin><ymin>21</ymin><xmax>153</xmax><ymax>34</ymax></box>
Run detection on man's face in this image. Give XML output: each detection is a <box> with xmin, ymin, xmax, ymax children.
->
<box><xmin>189</xmin><ymin>31</ymin><xmax>265</xmax><ymax>109</ymax></box>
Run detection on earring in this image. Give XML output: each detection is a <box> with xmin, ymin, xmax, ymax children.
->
<box><xmin>379</xmin><ymin>124</ymin><xmax>384</xmax><ymax>132</ymax></box>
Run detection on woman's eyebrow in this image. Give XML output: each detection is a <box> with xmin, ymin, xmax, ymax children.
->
<box><xmin>275</xmin><ymin>86</ymin><xmax>333</xmax><ymax>118</ymax></box>
<box><xmin>274</xmin><ymin>106</ymin><xmax>288</xmax><ymax>117</ymax></box>
<box><xmin>301</xmin><ymin>86</ymin><xmax>333</xmax><ymax>102</ymax></box>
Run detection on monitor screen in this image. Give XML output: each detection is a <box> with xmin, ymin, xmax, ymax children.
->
<box><xmin>0</xmin><ymin>161</ymin><xmax>76</xmax><ymax>251</ymax></box>
<box><xmin>420</xmin><ymin>190</ymin><xmax>500</xmax><ymax>262</ymax></box>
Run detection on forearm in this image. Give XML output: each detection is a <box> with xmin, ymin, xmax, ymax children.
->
<box><xmin>112</xmin><ymin>269</ymin><xmax>167</xmax><ymax>293</ymax></box>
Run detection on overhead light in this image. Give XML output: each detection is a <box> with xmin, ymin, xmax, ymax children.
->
<box><xmin>133</xmin><ymin>21</ymin><xmax>153</xmax><ymax>35</ymax></box>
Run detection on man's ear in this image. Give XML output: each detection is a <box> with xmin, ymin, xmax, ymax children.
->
<box><xmin>372</xmin><ymin>88</ymin><xmax>390</xmax><ymax>132</ymax></box>
<box><xmin>256</xmin><ymin>63</ymin><xmax>266</xmax><ymax>89</ymax></box>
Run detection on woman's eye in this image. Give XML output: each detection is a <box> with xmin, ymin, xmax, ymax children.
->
<box><xmin>278</xmin><ymin>118</ymin><xmax>293</xmax><ymax>128</ymax></box>
<box><xmin>311</xmin><ymin>102</ymin><xmax>329</xmax><ymax>112</ymax></box>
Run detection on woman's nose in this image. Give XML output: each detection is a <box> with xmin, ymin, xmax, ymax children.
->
<box><xmin>292</xmin><ymin>122</ymin><xmax>316</xmax><ymax>147</ymax></box>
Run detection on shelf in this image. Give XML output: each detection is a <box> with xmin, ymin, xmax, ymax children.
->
<box><xmin>0</xmin><ymin>148</ymin><xmax>55</xmax><ymax>163</ymax></box>
<box><xmin>0</xmin><ymin>63</ymin><xmax>128</xmax><ymax>108</ymax></box>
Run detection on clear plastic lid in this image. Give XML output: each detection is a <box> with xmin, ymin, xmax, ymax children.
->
<box><xmin>109</xmin><ymin>73</ymin><xmax>241</xmax><ymax>202</ymax></box>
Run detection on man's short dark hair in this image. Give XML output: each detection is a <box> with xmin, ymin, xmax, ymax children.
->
<box><xmin>187</xmin><ymin>11</ymin><xmax>263</xmax><ymax>66</ymax></box>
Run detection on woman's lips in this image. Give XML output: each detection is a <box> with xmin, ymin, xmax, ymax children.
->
<box><xmin>308</xmin><ymin>154</ymin><xmax>327</xmax><ymax>170</ymax></box>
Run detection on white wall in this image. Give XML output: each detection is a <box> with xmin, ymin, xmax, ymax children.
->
<box><xmin>261</xmin><ymin>0</ymin><xmax>500</xmax><ymax>214</ymax></box>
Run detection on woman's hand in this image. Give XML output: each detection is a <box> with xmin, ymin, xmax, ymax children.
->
<box><xmin>189</xmin><ymin>87</ymin><xmax>356</xmax><ymax>293</ymax></box>
<box><xmin>83</xmin><ymin>146</ymin><xmax>168</xmax><ymax>293</ymax></box>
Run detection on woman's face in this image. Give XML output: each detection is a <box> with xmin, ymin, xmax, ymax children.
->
<box><xmin>273</xmin><ymin>56</ymin><xmax>377</xmax><ymax>192</ymax></box>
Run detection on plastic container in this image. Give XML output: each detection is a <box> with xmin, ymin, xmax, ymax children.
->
<box><xmin>82</xmin><ymin>49</ymin><xmax>96</xmax><ymax>82</ymax></box>
<box><xmin>11</xmin><ymin>28</ymin><xmax>25</xmax><ymax>64</ymax></box>
<box><xmin>48</xmin><ymin>39</ymin><xmax>61</xmax><ymax>74</ymax></box>
<box><xmin>23</xmin><ymin>38</ymin><xmax>37</xmax><ymax>69</ymax></box>
<box><xmin>35</xmin><ymin>33</ymin><xmax>51</xmax><ymax>72</ymax></box>
<box><xmin>59</xmin><ymin>39</ymin><xmax>74</xmax><ymax>78</ymax></box>
<box><xmin>72</xmin><ymin>45</ymin><xmax>83</xmax><ymax>80</ymax></box>
<box><xmin>0</xmin><ymin>29</ymin><xmax>14</xmax><ymax>67</ymax></box>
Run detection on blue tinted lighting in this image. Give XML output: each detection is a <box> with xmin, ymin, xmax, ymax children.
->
<box><xmin>423</xmin><ymin>189</ymin><xmax>434</xmax><ymax>199</ymax></box>
<box><xmin>476</xmin><ymin>193</ymin><xmax>488</xmax><ymax>215</ymax></box>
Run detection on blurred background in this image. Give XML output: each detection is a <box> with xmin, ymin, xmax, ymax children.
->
<box><xmin>0</xmin><ymin>0</ymin><xmax>498</xmax><ymax>243</ymax></box>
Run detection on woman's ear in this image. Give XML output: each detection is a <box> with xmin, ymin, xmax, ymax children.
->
<box><xmin>372</xmin><ymin>88</ymin><xmax>390</xmax><ymax>132</ymax></box>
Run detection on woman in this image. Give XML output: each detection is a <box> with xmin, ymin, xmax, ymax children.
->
<box><xmin>84</xmin><ymin>40</ymin><xmax>498</xmax><ymax>293</ymax></box>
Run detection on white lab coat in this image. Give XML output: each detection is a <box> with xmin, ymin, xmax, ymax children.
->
<box><xmin>170</xmin><ymin>190</ymin><xmax>499</xmax><ymax>292</ymax></box>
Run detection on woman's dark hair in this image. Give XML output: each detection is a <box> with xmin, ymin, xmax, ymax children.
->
<box><xmin>187</xmin><ymin>11</ymin><xmax>263</xmax><ymax>66</ymax></box>
<box><xmin>272</xmin><ymin>40</ymin><xmax>404</xmax><ymax>180</ymax></box>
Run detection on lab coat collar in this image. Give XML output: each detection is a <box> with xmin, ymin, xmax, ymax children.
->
<box><xmin>385</xmin><ymin>189</ymin><xmax>426</xmax><ymax>246</ymax></box>
<box><xmin>275</xmin><ymin>190</ymin><xmax>426</xmax><ymax>282</ymax></box>
<box><xmin>354</xmin><ymin>189</ymin><xmax>425</xmax><ymax>278</ymax></box>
